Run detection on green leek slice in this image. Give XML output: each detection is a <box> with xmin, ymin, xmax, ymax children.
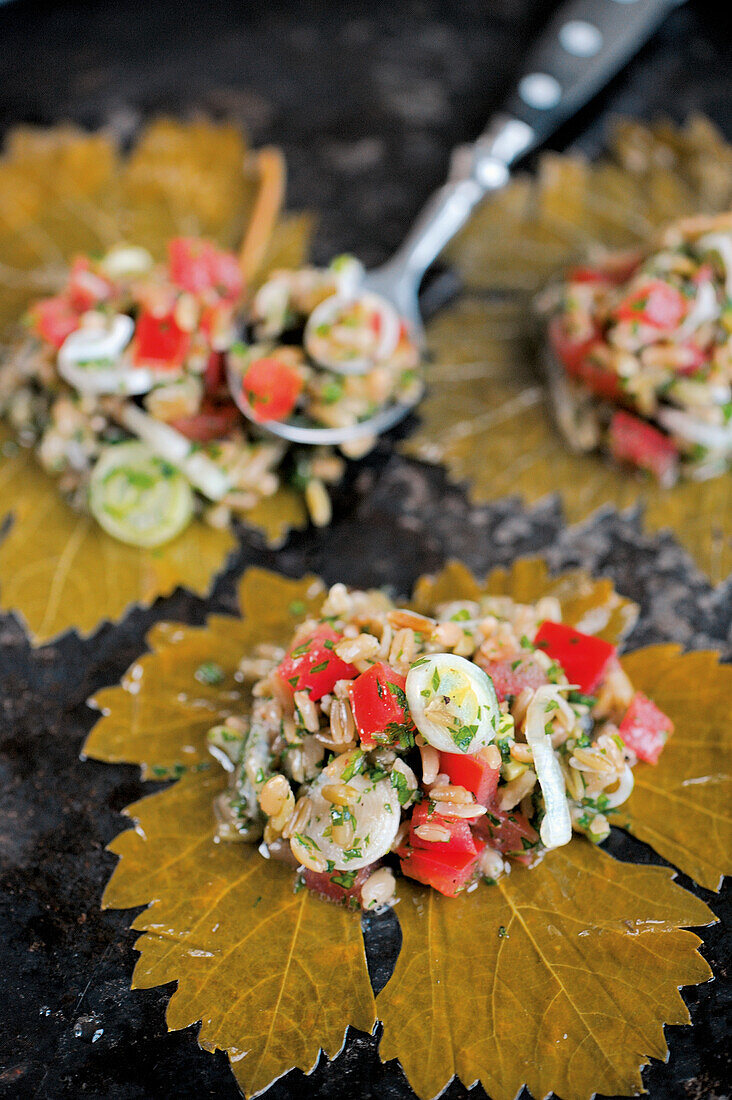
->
<box><xmin>89</xmin><ymin>441</ymin><xmax>194</xmax><ymax>547</ymax></box>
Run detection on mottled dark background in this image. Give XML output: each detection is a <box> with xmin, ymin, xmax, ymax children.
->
<box><xmin>0</xmin><ymin>1</ymin><xmax>730</xmax><ymax>1098</ymax></box>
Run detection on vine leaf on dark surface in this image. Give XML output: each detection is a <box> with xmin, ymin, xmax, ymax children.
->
<box><xmin>85</xmin><ymin>567</ymin><xmax>325</xmax><ymax>776</ymax></box>
<box><xmin>617</xmin><ymin>645</ymin><xmax>732</xmax><ymax>892</ymax></box>
<box><xmin>0</xmin><ymin>120</ymin><xmax>311</xmax><ymax>645</ymax></box>
<box><xmin>104</xmin><ymin>771</ymin><xmax>376</xmax><ymax>1098</ymax></box>
<box><xmin>404</xmin><ymin>117</ymin><xmax>732</xmax><ymax>581</ymax></box>
<box><xmin>86</xmin><ymin>562</ymin><xmax>727</xmax><ymax>1100</ymax></box>
<box><xmin>378</xmin><ymin>847</ymin><xmax>713</xmax><ymax>1100</ymax></box>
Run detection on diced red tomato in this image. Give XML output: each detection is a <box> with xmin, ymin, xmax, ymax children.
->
<box><xmin>28</xmin><ymin>294</ymin><xmax>79</xmax><ymax>349</ymax></box>
<box><xmin>618</xmin><ymin>691</ymin><xmax>673</xmax><ymax>764</ymax></box>
<box><xmin>348</xmin><ymin>662</ymin><xmax>413</xmax><ymax>750</ymax></box>
<box><xmin>533</xmin><ymin>621</ymin><xmax>617</xmax><ymax>694</ymax></box>
<box><xmin>548</xmin><ymin>316</ymin><xmax>600</xmax><ymax>375</ymax></box>
<box><xmin>613</xmin><ymin>280</ymin><xmax>688</xmax><ymax>330</ymax></box>
<box><xmin>242</xmin><ymin>357</ymin><xmax>303</xmax><ymax>423</ymax></box>
<box><xmin>168</xmin><ymin>238</ymin><xmax>215</xmax><ymax>295</ymax></box>
<box><xmin>207</xmin><ymin>247</ymin><xmax>244</xmax><ymax>302</ymax></box>
<box><xmin>303</xmin><ymin>865</ymin><xmax>373</xmax><ymax>908</ymax></box>
<box><xmin>573</xmin><ymin>354</ymin><xmax>625</xmax><ymax>401</ymax></box>
<box><xmin>438</xmin><ymin>750</ymin><xmax>500</xmax><ymax>807</ymax></box>
<box><xmin>399</xmin><ymin>845</ymin><xmax>484</xmax><ymax>897</ymax></box>
<box><xmin>477</xmin><ymin>655</ymin><xmax>548</xmax><ymax>704</ymax></box>
<box><xmin>608</xmin><ymin>409</ymin><xmax>679</xmax><ymax>486</ymax></box>
<box><xmin>67</xmin><ymin>255</ymin><xmax>114</xmax><ymax>312</ymax></box>
<box><xmin>168</xmin><ymin>238</ymin><xmax>243</xmax><ymax>301</ymax></box>
<box><xmin>549</xmin><ymin>318</ymin><xmax>623</xmax><ymax>400</ymax></box>
<box><xmin>473</xmin><ymin>808</ymin><xmax>539</xmax><ymax>859</ymax></box>
<box><xmin>568</xmin><ymin>266</ymin><xmax>611</xmax><ymax>285</ymax></box>
<box><xmin>408</xmin><ymin>801</ymin><xmax>479</xmax><ymax>857</ymax></box>
<box><xmin>276</xmin><ymin>626</ymin><xmax>358</xmax><ymax>701</ymax></box>
<box><xmin>169</xmin><ymin>400</ymin><xmax>241</xmax><ymax>442</ymax></box>
<box><xmin>133</xmin><ymin>309</ymin><xmax>190</xmax><ymax>370</ymax></box>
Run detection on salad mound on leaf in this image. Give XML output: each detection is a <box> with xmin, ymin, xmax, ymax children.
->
<box><xmin>210</xmin><ymin>580</ymin><xmax>672</xmax><ymax>908</ymax></box>
<box><xmin>1</xmin><ymin>238</ymin><xmax>349</xmax><ymax>547</ymax></box>
<box><xmin>231</xmin><ymin>257</ymin><xmax>422</xmax><ymax>446</ymax></box>
<box><xmin>543</xmin><ymin>211</ymin><xmax>732</xmax><ymax>486</ymax></box>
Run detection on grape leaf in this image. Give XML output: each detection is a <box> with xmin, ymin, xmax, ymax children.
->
<box><xmin>403</xmin><ymin>118</ymin><xmax>732</xmax><ymax>580</ymax></box>
<box><xmin>105</xmin><ymin>771</ymin><xmax>376</xmax><ymax>1097</ymax></box>
<box><xmin>0</xmin><ymin>121</ymin><xmax>312</xmax><ymax>645</ymax></box>
<box><xmin>617</xmin><ymin>645</ymin><xmax>732</xmax><ymax>892</ymax></box>
<box><xmin>86</xmin><ymin>562</ymin><xmax>725</xmax><ymax>1099</ymax></box>
<box><xmin>412</xmin><ymin>558</ymin><xmax>638</xmax><ymax>644</ymax></box>
<box><xmin>85</xmin><ymin>566</ymin><xmax>325</xmax><ymax>776</ymax></box>
<box><xmin>378</xmin><ymin>846</ymin><xmax>714</xmax><ymax>1100</ymax></box>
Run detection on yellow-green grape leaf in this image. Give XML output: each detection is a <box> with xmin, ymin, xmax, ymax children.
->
<box><xmin>85</xmin><ymin>567</ymin><xmax>325</xmax><ymax>774</ymax></box>
<box><xmin>88</xmin><ymin>562</ymin><xmax>726</xmax><ymax>1099</ymax></box>
<box><xmin>105</xmin><ymin>771</ymin><xmax>376</xmax><ymax>1097</ymax></box>
<box><xmin>378</xmin><ymin>845</ymin><xmax>714</xmax><ymax>1100</ymax></box>
<box><xmin>617</xmin><ymin>645</ymin><xmax>732</xmax><ymax>891</ymax></box>
<box><xmin>0</xmin><ymin>436</ymin><xmax>236</xmax><ymax>645</ymax></box>
<box><xmin>404</xmin><ymin>118</ymin><xmax>732</xmax><ymax>580</ymax></box>
<box><xmin>0</xmin><ymin>121</ymin><xmax>315</xmax><ymax>644</ymax></box>
<box><xmin>412</xmin><ymin>558</ymin><xmax>638</xmax><ymax>645</ymax></box>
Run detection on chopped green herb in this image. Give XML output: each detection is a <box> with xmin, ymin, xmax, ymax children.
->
<box><xmin>330</xmin><ymin>870</ymin><xmax>357</xmax><ymax>888</ymax></box>
<box><xmin>194</xmin><ymin>661</ymin><xmax>225</xmax><ymax>686</ymax></box>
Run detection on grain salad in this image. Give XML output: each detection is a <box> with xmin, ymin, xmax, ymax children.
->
<box><xmin>230</xmin><ymin>256</ymin><xmax>423</xmax><ymax>437</ymax></box>
<box><xmin>208</xmin><ymin>582</ymin><xmax>672</xmax><ymax>909</ymax></box>
<box><xmin>0</xmin><ymin>239</ymin><xmax>346</xmax><ymax>545</ymax></box>
<box><xmin>543</xmin><ymin>212</ymin><xmax>732</xmax><ymax>485</ymax></box>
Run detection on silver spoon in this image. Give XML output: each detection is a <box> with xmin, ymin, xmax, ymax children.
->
<box><xmin>230</xmin><ymin>0</ymin><xmax>685</xmax><ymax>446</ymax></box>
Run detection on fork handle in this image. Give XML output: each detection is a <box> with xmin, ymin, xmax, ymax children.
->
<box><xmin>389</xmin><ymin>0</ymin><xmax>684</xmax><ymax>281</ymax></box>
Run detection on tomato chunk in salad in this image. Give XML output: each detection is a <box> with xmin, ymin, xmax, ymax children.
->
<box><xmin>349</xmin><ymin>663</ymin><xmax>414</xmax><ymax>750</ymax></box>
<box><xmin>277</xmin><ymin>626</ymin><xmax>358</xmax><ymax>701</ymax></box>
<box><xmin>438</xmin><ymin>750</ymin><xmax>500</xmax><ymax>807</ymax></box>
<box><xmin>617</xmin><ymin>691</ymin><xmax>674</xmax><ymax>765</ymax></box>
<box><xmin>241</xmin><ymin>356</ymin><xmax>303</xmax><ymax>422</ymax></box>
<box><xmin>534</xmin><ymin>621</ymin><xmax>617</xmax><ymax>694</ymax></box>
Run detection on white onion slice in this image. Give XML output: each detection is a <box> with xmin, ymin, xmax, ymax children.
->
<box><xmin>602</xmin><ymin>764</ymin><xmax>635</xmax><ymax>810</ymax></box>
<box><xmin>405</xmin><ymin>653</ymin><xmax>499</xmax><ymax>755</ymax></box>
<box><xmin>98</xmin><ymin>245</ymin><xmax>154</xmax><ymax>280</ymax></box>
<box><xmin>675</xmin><ymin>278</ymin><xmax>720</xmax><ymax>339</ymax></box>
<box><xmin>698</xmin><ymin>232</ymin><xmax>732</xmax><ymax>300</ymax></box>
<box><xmin>329</xmin><ymin>255</ymin><xmax>365</xmax><ymax>297</ymax></box>
<box><xmin>524</xmin><ymin>686</ymin><xmax>572</xmax><ymax>850</ymax></box>
<box><xmin>58</xmin><ymin>314</ymin><xmax>154</xmax><ymax>395</ymax></box>
<box><xmin>112</xmin><ymin>403</ymin><xmax>230</xmax><ymax>501</ymax></box>
<box><xmin>304</xmin><ymin>292</ymin><xmax>400</xmax><ymax>375</ymax></box>
<box><xmin>656</xmin><ymin>406</ymin><xmax>732</xmax><ymax>453</ymax></box>
<box><xmin>252</xmin><ymin>275</ymin><xmax>291</xmax><ymax>336</ymax></box>
<box><xmin>302</xmin><ymin>761</ymin><xmax>401</xmax><ymax>871</ymax></box>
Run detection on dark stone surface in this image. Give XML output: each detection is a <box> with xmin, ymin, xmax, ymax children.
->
<box><xmin>0</xmin><ymin>2</ymin><xmax>730</xmax><ymax>1098</ymax></box>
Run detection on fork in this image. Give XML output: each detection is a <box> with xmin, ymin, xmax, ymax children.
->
<box><xmin>232</xmin><ymin>0</ymin><xmax>685</xmax><ymax>445</ymax></box>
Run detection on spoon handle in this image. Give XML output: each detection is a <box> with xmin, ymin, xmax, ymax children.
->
<box><xmin>386</xmin><ymin>0</ymin><xmax>684</xmax><ymax>284</ymax></box>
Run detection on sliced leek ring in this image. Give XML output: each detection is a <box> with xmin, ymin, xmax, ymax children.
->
<box><xmin>405</xmin><ymin>653</ymin><xmax>499</xmax><ymax>755</ymax></box>
<box><xmin>301</xmin><ymin>760</ymin><xmax>401</xmax><ymax>871</ymax></box>
<box><xmin>58</xmin><ymin>314</ymin><xmax>153</xmax><ymax>395</ymax></box>
<box><xmin>89</xmin><ymin>441</ymin><xmax>194</xmax><ymax>547</ymax></box>
<box><xmin>304</xmin><ymin>291</ymin><xmax>400</xmax><ymax>375</ymax></box>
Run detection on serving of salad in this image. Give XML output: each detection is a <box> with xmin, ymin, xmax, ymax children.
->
<box><xmin>544</xmin><ymin>212</ymin><xmax>732</xmax><ymax>485</ymax></box>
<box><xmin>208</xmin><ymin>581</ymin><xmax>672</xmax><ymax>910</ymax></box>
<box><xmin>230</xmin><ymin>257</ymin><xmax>422</xmax><ymax>440</ymax></box>
<box><xmin>0</xmin><ymin>239</ymin><xmax>345</xmax><ymax>545</ymax></box>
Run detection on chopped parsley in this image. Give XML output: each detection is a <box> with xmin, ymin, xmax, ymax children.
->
<box><xmin>330</xmin><ymin>870</ymin><xmax>357</xmax><ymax>889</ymax></box>
<box><xmin>390</xmin><ymin>769</ymin><xmax>413</xmax><ymax>806</ymax></box>
<box><xmin>195</xmin><ymin>661</ymin><xmax>225</xmax><ymax>686</ymax></box>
